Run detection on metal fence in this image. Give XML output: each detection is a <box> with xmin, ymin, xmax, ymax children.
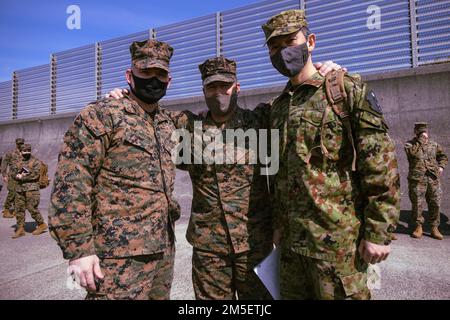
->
<box><xmin>0</xmin><ymin>0</ymin><xmax>449</xmax><ymax>122</ymax></box>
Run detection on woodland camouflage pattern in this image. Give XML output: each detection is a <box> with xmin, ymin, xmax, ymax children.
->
<box><xmin>171</xmin><ymin>101</ymin><xmax>273</xmax><ymax>299</ymax></box>
<box><xmin>86</xmin><ymin>245</ymin><xmax>175</xmax><ymax>300</ymax></box>
<box><xmin>405</xmin><ymin>131</ymin><xmax>448</xmax><ymax>227</ymax></box>
<box><xmin>49</xmin><ymin>95</ymin><xmax>180</xmax><ymax>261</ymax></box>
<box><xmin>270</xmin><ymin>71</ymin><xmax>400</xmax><ymax>299</ymax></box>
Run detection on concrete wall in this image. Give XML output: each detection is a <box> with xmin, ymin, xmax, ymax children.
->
<box><xmin>1</xmin><ymin>63</ymin><xmax>450</xmax><ymax>226</ymax></box>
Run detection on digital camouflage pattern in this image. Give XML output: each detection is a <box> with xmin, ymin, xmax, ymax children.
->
<box><xmin>405</xmin><ymin>134</ymin><xmax>447</xmax><ymax>227</ymax></box>
<box><xmin>262</xmin><ymin>9</ymin><xmax>308</xmax><ymax>43</ymax></box>
<box><xmin>270</xmin><ymin>72</ymin><xmax>400</xmax><ymax>299</ymax></box>
<box><xmin>10</xmin><ymin>151</ymin><xmax>44</xmax><ymax>228</ymax></box>
<box><xmin>49</xmin><ymin>95</ymin><xmax>180</xmax><ymax>261</ymax></box>
<box><xmin>199</xmin><ymin>56</ymin><xmax>237</xmax><ymax>85</ymax></box>
<box><xmin>86</xmin><ymin>245</ymin><xmax>175</xmax><ymax>300</ymax></box>
<box><xmin>192</xmin><ymin>248</ymin><xmax>272</xmax><ymax>300</ymax></box>
<box><xmin>130</xmin><ymin>40</ymin><xmax>174</xmax><ymax>72</ymax></box>
<box><xmin>171</xmin><ymin>102</ymin><xmax>274</xmax><ymax>299</ymax></box>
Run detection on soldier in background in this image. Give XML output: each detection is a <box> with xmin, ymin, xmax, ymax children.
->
<box><xmin>263</xmin><ymin>10</ymin><xmax>400</xmax><ymax>299</ymax></box>
<box><xmin>1</xmin><ymin>138</ymin><xmax>25</xmax><ymax>218</ymax></box>
<box><xmin>10</xmin><ymin>144</ymin><xmax>48</xmax><ymax>239</ymax></box>
<box><xmin>405</xmin><ymin>122</ymin><xmax>448</xmax><ymax>240</ymax></box>
<box><xmin>49</xmin><ymin>40</ymin><xmax>180</xmax><ymax>300</ymax></box>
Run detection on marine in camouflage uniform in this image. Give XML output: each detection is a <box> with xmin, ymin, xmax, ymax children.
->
<box><xmin>49</xmin><ymin>40</ymin><xmax>180</xmax><ymax>300</ymax></box>
<box><xmin>1</xmin><ymin>138</ymin><xmax>25</xmax><ymax>218</ymax></box>
<box><xmin>10</xmin><ymin>144</ymin><xmax>47</xmax><ymax>239</ymax></box>
<box><xmin>263</xmin><ymin>10</ymin><xmax>400</xmax><ymax>300</ymax></box>
<box><xmin>171</xmin><ymin>57</ymin><xmax>273</xmax><ymax>300</ymax></box>
<box><xmin>405</xmin><ymin>122</ymin><xmax>448</xmax><ymax>240</ymax></box>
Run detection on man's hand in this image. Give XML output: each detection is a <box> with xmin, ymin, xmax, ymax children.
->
<box><xmin>105</xmin><ymin>88</ymin><xmax>128</xmax><ymax>99</ymax></box>
<box><xmin>16</xmin><ymin>174</ymin><xmax>23</xmax><ymax>180</ymax></box>
<box><xmin>69</xmin><ymin>255</ymin><xmax>104</xmax><ymax>292</ymax></box>
<box><xmin>314</xmin><ymin>60</ymin><xmax>347</xmax><ymax>77</ymax></box>
<box><xmin>439</xmin><ymin>167</ymin><xmax>444</xmax><ymax>176</ymax></box>
<box><xmin>358</xmin><ymin>239</ymin><xmax>390</xmax><ymax>264</ymax></box>
<box><xmin>2</xmin><ymin>176</ymin><xmax>7</xmax><ymax>183</ymax></box>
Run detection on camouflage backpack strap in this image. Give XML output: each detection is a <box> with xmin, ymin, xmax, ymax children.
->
<box><xmin>325</xmin><ymin>70</ymin><xmax>357</xmax><ymax>171</ymax></box>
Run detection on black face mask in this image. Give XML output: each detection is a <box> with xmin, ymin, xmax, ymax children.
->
<box><xmin>204</xmin><ymin>88</ymin><xmax>238</xmax><ymax>118</ymax></box>
<box><xmin>270</xmin><ymin>42</ymin><xmax>309</xmax><ymax>78</ymax></box>
<box><xmin>22</xmin><ymin>153</ymin><xmax>31</xmax><ymax>161</ymax></box>
<box><xmin>129</xmin><ymin>73</ymin><xmax>168</xmax><ymax>104</ymax></box>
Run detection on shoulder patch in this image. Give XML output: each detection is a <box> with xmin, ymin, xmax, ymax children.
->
<box><xmin>365</xmin><ymin>89</ymin><xmax>382</xmax><ymax>114</ymax></box>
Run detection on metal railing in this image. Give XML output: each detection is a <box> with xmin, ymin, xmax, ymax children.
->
<box><xmin>0</xmin><ymin>0</ymin><xmax>449</xmax><ymax>122</ymax></box>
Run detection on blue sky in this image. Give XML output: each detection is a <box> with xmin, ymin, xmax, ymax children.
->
<box><xmin>0</xmin><ymin>0</ymin><xmax>264</xmax><ymax>81</ymax></box>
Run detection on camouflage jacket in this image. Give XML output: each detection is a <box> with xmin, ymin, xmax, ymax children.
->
<box><xmin>171</xmin><ymin>105</ymin><xmax>273</xmax><ymax>255</ymax></box>
<box><xmin>270</xmin><ymin>72</ymin><xmax>400</xmax><ymax>262</ymax></box>
<box><xmin>405</xmin><ymin>137</ymin><xmax>448</xmax><ymax>181</ymax></box>
<box><xmin>11</xmin><ymin>155</ymin><xmax>41</xmax><ymax>192</ymax></box>
<box><xmin>49</xmin><ymin>95</ymin><xmax>180</xmax><ymax>260</ymax></box>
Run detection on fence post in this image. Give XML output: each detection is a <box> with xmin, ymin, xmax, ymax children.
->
<box><xmin>50</xmin><ymin>54</ymin><xmax>56</xmax><ymax>115</ymax></box>
<box><xmin>95</xmin><ymin>42</ymin><xmax>102</xmax><ymax>100</ymax></box>
<box><xmin>12</xmin><ymin>72</ymin><xmax>18</xmax><ymax>120</ymax></box>
<box><xmin>216</xmin><ymin>12</ymin><xmax>222</xmax><ymax>57</ymax></box>
<box><xmin>300</xmin><ymin>0</ymin><xmax>305</xmax><ymax>10</ymax></box>
<box><xmin>409</xmin><ymin>0</ymin><xmax>419</xmax><ymax>68</ymax></box>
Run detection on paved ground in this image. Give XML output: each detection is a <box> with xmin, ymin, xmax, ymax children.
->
<box><xmin>0</xmin><ymin>171</ymin><xmax>449</xmax><ymax>300</ymax></box>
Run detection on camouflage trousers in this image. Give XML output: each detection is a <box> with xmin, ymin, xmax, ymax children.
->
<box><xmin>192</xmin><ymin>248</ymin><xmax>273</xmax><ymax>300</ymax></box>
<box><xmin>15</xmin><ymin>190</ymin><xmax>44</xmax><ymax>228</ymax></box>
<box><xmin>86</xmin><ymin>245</ymin><xmax>175</xmax><ymax>300</ymax></box>
<box><xmin>408</xmin><ymin>175</ymin><xmax>442</xmax><ymax>227</ymax></box>
<box><xmin>280</xmin><ymin>247</ymin><xmax>371</xmax><ymax>300</ymax></box>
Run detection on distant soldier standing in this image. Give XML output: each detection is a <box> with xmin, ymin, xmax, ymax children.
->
<box><xmin>49</xmin><ymin>40</ymin><xmax>180</xmax><ymax>300</ymax></box>
<box><xmin>405</xmin><ymin>122</ymin><xmax>448</xmax><ymax>240</ymax></box>
<box><xmin>1</xmin><ymin>138</ymin><xmax>25</xmax><ymax>218</ymax></box>
<box><xmin>10</xmin><ymin>144</ymin><xmax>48</xmax><ymax>239</ymax></box>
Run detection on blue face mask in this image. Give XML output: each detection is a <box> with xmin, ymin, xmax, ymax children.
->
<box><xmin>270</xmin><ymin>42</ymin><xmax>309</xmax><ymax>78</ymax></box>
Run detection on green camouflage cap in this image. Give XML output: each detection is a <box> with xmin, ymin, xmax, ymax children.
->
<box><xmin>414</xmin><ymin>122</ymin><xmax>428</xmax><ymax>133</ymax></box>
<box><xmin>199</xmin><ymin>56</ymin><xmax>237</xmax><ymax>86</ymax></box>
<box><xmin>262</xmin><ymin>9</ymin><xmax>308</xmax><ymax>44</ymax></box>
<box><xmin>21</xmin><ymin>144</ymin><xmax>31</xmax><ymax>153</ymax></box>
<box><xmin>130</xmin><ymin>40</ymin><xmax>174</xmax><ymax>72</ymax></box>
<box><xmin>15</xmin><ymin>138</ymin><xmax>25</xmax><ymax>145</ymax></box>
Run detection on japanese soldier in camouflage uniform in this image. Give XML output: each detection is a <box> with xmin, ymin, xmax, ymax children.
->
<box><xmin>10</xmin><ymin>144</ymin><xmax>48</xmax><ymax>238</ymax></box>
<box><xmin>171</xmin><ymin>57</ymin><xmax>274</xmax><ymax>300</ymax></box>
<box><xmin>263</xmin><ymin>10</ymin><xmax>400</xmax><ymax>299</ymax></box>
<box><xmin>49</xmin><ymin>40</ymin><xmax>181</xmax><ymax>300</ymax></box>
<box><xmin>1</xmin><ymin>138</ymin><xmax>25</xmax><ymax>218</ymax></box>
<box><xmin>405</xmin><ymin>122</ymin><xmax>448</xmax><ymax>240</ymax></box>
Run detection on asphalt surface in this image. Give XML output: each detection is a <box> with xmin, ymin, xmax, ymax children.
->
<box><xmin>0</xmin><ymin>171</ymin><xmax>449</xmax><ymax>300</ymax></box>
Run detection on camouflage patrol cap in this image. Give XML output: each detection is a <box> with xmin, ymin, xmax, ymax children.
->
<box><xmin>199</xmin><ymin>56</ymin><xmax>237</xmax><ymax>86</ymax></box>
<box><xmin>262</xmin><ymin>9</ymin><xmax>308</xmax><ymax>44</ymax></box>
<box><xmin>15</xmin><ymin>138</ymin><xmax>25</xmax><ymax>145</ymax></box>
<box><xmin>130</xmin><ymin>40</ymin><xmax>174</xmax><ymax>72</ymax></box>
<box><xmin>21</xmin><ymin>144</ymin><xmax>31</xmax><ymax>153</ymax></box>
<box><xmin>414</xmin><ymin>122</ymin><xmax>428</xmax><ymax>134</ymax></box>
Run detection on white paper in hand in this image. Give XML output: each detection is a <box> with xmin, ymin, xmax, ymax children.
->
<box><xmin>253</xmin><ymin>246</ymin><xmax>281</xmax><ymax>300</ymax></box>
